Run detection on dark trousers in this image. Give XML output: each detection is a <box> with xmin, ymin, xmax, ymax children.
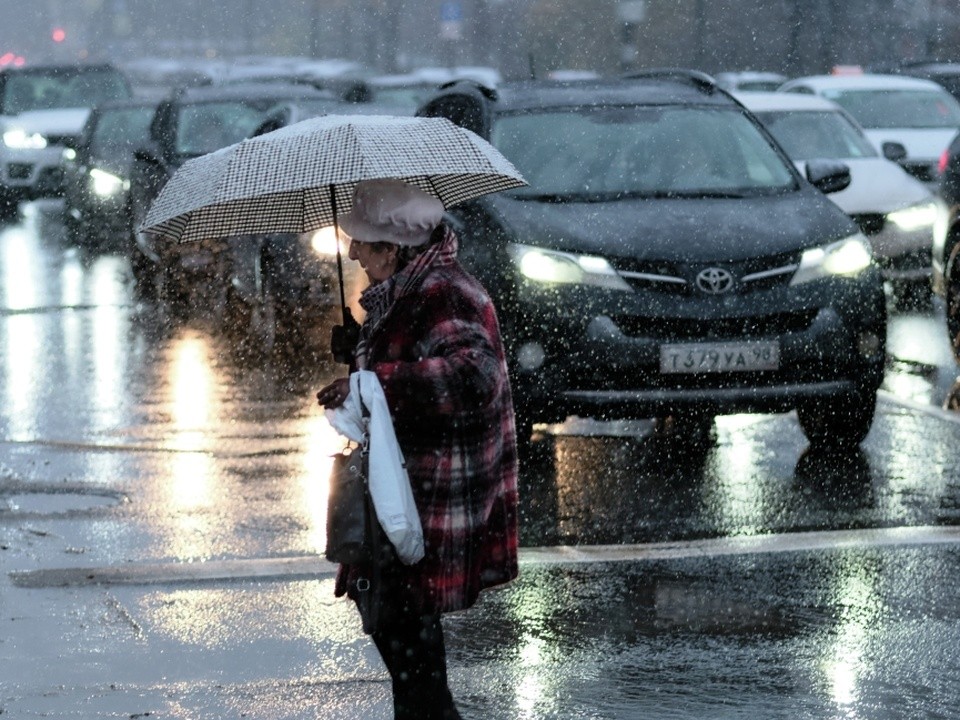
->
<box><xmin>371</xmin><ymin>606</ymin><xmax>462</xmax><ymax>720</ymax></box>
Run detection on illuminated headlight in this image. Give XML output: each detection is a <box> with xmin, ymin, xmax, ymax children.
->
<box><xmin>508</xmin><ymin>242</ymin><xmax>633</xmax><ymax>292</ymax></box>
<box><xmin>3</xmin><ymin>128</ymin><xmax>47</xmax><ymax>149</ymax></box>
<box><xmin>89</xmin><ymin>168</ymin><xmax>127</xmax><ymax>197</ymax></box>
<box><xmin>310</xmin><ymin>226</ymin><xmax>346</xmax><ymax>257</ymax></box>
<box><xmin>790</xmin><ymin>234</ymin><xmax>873</xmax><ymax>286</ymax></box>
<box><xmin>886</xmin><ymin>200</ymin><xmax>939</xmax><ymax>231</ymax></box>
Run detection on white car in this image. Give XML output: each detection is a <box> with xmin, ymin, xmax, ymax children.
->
<box><xmin>778</xmin><ymin>73</ymin><xmax>960</xmax><ymax>189</ymax></box>
<box><xmin>715</xmin><ymin>71</ymin><xmax>788</xmax><ymax>92</ymax></box>
<box><xmin>0</xmin><ymin>63</ymin><xmax>133</xmax><ymax>217</ymax></box>
<box><xmin>736</xmin><ymin>91</ymin><xmax>940</xmax><ymax>302</ymax></box>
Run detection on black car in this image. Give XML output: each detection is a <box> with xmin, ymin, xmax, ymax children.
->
<box><xmin>932</xmin><ymin>131</ymin><xmax>960</xmax><ymax>359</ymax></box>
<box><xmin>417</xmin><ymin>73</ymin><xmax>887</xmax><ymax>447</ymax></box>
<box><xmin>128</xmin><ymin>82</ymin><xmax>341</xmax><ymax>300</ymax></box>
<box><xmin>889</xmin><ymin>61</ymin><xmax>960</xmax><ymax>104</ymax></box>
<box><xmin>61</xmin><ymin>98</ymin><xmax>158</xmax><ymax>248</ymax></box>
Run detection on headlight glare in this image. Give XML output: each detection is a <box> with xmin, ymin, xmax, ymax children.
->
<box><xmin>89</xmin><ymin>168</ymin><xmax>126</xmax><ymax>197</ymax></box>
<box><xmin>790</xmin><ymin>234</ymin><xmax>873</xmax><ymax>286</ymax></box>
<box><xmin>887</xmin><ymin>200</ymin><xmax>939</xmax><ymax>231</ymax></box>
<box><xmin>311</xmin><ymin>226</ymin><xmax>346</xmax><ymax>257</ymax></box>
<box><xmin>3</xmin><ymin>128</ymin><xmax>47</xmax><ymax>149</ymax></box>
<box><xmin>508</xmin><ymin>243</ymin><xmax>632</xmax><ymax>292</ymax></box>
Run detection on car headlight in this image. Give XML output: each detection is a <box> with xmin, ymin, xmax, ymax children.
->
<box><xmin>3</xmin><ymin>128</ymin><xmax>47</xmax><ymax>149</ymax></box>
<box><xmin>886</xmin><ymin>200</ymin><xmax>939</xmax><ymax>231</ymax></box>
<box><xmin>508</xmin><ymin>242</ymin><xmax>633</xmax><ymax>292</ymax></box>
<box><xmin>790</xmin><ymin>234</ymin><xmax>873</xmax><ymax>286</ymax></box>
<box><xmin>310</xmin><ymin>226</ymin><xmax>347</xmax><ymax>257</ymax></box>
<box><xmin>89</xmin><ymin>168</ymin><xmax>127</xmax><ymax>197</ymax></box>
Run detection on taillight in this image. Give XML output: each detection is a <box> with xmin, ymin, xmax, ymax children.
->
<box><xmin>939</xmin><ymin>148</ymin><xmax>951</xmax><ymax>175</ymax></box>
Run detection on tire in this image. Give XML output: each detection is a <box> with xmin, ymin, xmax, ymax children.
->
<box><xmin>796</xmin><ymin>389</ymin><xmax>877</xmax><ymax>448</ymax></box>
<box><xmin>0</xmin><ymin>187</ymin><xmax>18</xmax><ymax>222</ymax></box>
<box><xmin>945</xmin><ymin>242</ymin><xmax>960</xmax><ymax>362</ymax></box>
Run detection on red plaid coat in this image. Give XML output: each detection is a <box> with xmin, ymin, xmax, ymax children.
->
<box><xmin>335</xmin><ymin>229</ymin><xmax>519</xmax><ymax>614</ymax></box>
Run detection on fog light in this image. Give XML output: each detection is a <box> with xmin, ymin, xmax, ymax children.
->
<box><xmin>858</xmin><ymin>331</ymin><xmax>881</xmax><ymax>357</ymax></box>
<box><xmin>517</xmin><ymin>342</ymin><xmax>545</xmax><ymax>371</ymax></box>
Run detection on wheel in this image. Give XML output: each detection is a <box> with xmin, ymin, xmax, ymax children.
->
<box><xmin>796</xmin><ymin>389</ymin><xmax>877</xmax><ymax>448</ymax></box>
<box><xmin>945</xmin><ymin>242</ymin><xmax>960</xmax><ymax>362</ymax></box>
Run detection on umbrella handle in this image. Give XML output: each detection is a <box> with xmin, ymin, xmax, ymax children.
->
<box><xmin>331</xmin><ymin>186</ymin><xmax>349</xmax><ymax>323</ymax></box>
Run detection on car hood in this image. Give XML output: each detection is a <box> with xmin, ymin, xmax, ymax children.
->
<box><xmin>862</xmin><ymin>128</ymin><xmax>958</xmax><ymax>160</ymax></box>
<box><xmin>486</xmin><ymin>190</ymin><xmax>855</xmax><ymax>263</ymax></box>
<box><xmin>795</xmin><ymin>158</ymin><xmax>932</xmax><ymax>214</ymax></box>
<box><xmin>2</xmin><ymin>108</ymin><xmax>90</xmax><ymax>135</ymax></box>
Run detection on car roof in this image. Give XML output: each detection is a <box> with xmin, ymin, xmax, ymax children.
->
<box><xmin>460</xmin><ymin>76</ymin><xmax>739</xmax><ymax>112</ymax></box>
<box><xmin>733</xmin><ymin>91</ymin><xmax>842</xmax><ymax>112</ymax></box>
<box><xmin>782</xmin><ymin>73</ymin><xmax>945</xmax><ymax>91</ymax></box>
<box><xmin>168</xmin><ymin>82</ymin><xmax>335</xmax><ymax>104</ymax></box>
<box><xmin>1</xmin><ymin>62</ymin><xmax>121</xmax><ymax>75</ymax></box>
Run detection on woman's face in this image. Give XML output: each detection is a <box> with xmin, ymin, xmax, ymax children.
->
<box><xmin>348</xmin><ymin>239</ymin><xmax>398</xmax><ymax>284</ymax></box>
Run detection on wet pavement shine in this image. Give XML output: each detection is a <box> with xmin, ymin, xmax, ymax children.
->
<box><xmin>3</xmin><ymin>205</ymin><xmax>960</xmax><ymax>718</ymax></box>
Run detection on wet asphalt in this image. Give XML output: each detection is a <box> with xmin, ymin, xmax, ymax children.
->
<box><xmin>2</xmin><ymin>202</ymin><xmax>960</xmax><ymax>718</ymax></box>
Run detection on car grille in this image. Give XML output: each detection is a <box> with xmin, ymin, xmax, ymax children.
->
<box><xmin>852</xmin><ymin>213</ymin><xmax>885</xmax><ymax>236</ymax></box>
<box><xmin>901</xmin><ymin>160</ymin><xmax>936</xmax><ymax>183</ymax></box>
<box><xmin>611</xmin><ymin>250</ymin><xmax>801</xmax><ymax>296</ymax></box>
<box><xmin>7</xmin><ymin>163</ymin><xmax>32</xmax><ymax>179</ymax></box>
<box><xmin>610</xmin><ymin>307</ymin><xmax>819</xmax><ymax>341</ymax></box>
<box><xmin>45</xmin><ymin>133</ymin><xmax>78</xmax><ymax>147</ymax></box>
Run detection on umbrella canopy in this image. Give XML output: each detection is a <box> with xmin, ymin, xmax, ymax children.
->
<box><xmin>140</xmin><ymin>114</ymin><xmax>527</xmax><ymax>244</ymax></box>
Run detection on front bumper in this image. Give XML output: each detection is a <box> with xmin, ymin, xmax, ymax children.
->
<box><xmin>506</xmin><ymin>268</ymin><xmax>887</xmax><ymax>423</ymax></box>
<box><xmin>0</xmin><ymin>145</ymin><xmax>70</xmax><ymax>198</ymax></box>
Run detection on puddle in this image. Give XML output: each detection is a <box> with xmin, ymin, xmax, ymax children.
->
<box><xmin>5</xmin><ymin>492</ymin><xmax>119</xmax><ymax>514</ymax></box>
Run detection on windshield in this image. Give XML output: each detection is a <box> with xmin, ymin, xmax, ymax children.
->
<box><xmin>823</xmin><ymin>88</ymin><xmax>960</xmax><ymax>129</ymax></box>
<box><xmin>89</xmin><ymin>107</ymin><xmax>155</xmax><ymax>158</ymax></box>
<box><xmin>491</xmin><ymin>105</ymin><xmax>797</xmax><ymax>199</ymax></box>
<box><xmin>175</xmin><ymin>100</ymin><xmax>280</xmax><ymax>156</ymax></box>
<box><xmin>755</xmin><ymin>110</ymin><xmax>878</xmax><ymax>160</ymax></box>
<box><xmin>2</xmin><ymin>70</ymin><xmax>131</xmax><ymax>114</ymax></box>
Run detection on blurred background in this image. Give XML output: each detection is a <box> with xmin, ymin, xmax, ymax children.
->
<box><xmin>5</xmin><ymin>0</ymin><xmax>960</xmax><ymax>80</ymax></box>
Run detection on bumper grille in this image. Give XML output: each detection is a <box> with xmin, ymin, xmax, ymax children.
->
<box><xmin>852</xmin><ymin>213</ymin><xmax>885</xmax><ymax>236</ymax></box>
<box><xmin>611</xmin><ymin>307</ymin><xmax>819</xmax><ymax>341</ymax></box>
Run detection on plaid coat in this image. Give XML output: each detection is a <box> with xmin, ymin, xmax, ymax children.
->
<box><xmin>335</xmin><ymin>228</ymin><xmax>519</xmax><ymax>614</ymax></box>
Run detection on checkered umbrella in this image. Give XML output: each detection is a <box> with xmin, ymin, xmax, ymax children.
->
<box><xmin>139</xmin><ymin>114</ymin><xmax>527</xmax><ymax>244</ymax></box>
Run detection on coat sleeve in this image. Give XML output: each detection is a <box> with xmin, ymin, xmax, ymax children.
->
<box><xmin>373</xmin><ymin>278</ymin><xmax>508</xmax><ymax>419</ymax></box>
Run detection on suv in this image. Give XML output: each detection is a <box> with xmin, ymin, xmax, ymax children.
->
<box><xmin>932</xmin><ymin>132</ymin><xmax>960</xmax><ymax>360</ymax></box>
<box><xmin>417</xmin><ymin>74</ymin><xmax>888</xmax><ymax>447</ymax></box>
<box><xmin>128</xmin><ymin>83</ymin><xmax>341</xmax><ymax>300</ymax></box>
<box><xmin>0</xmin><ymin>63</ymin><xmax>133</xmax><ymax>216</ymax></box>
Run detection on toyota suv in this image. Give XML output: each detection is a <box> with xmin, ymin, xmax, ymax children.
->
<box><xmin>0</xmin><ymin>63</ymin><xmax>133</xmax><ymax>217</ymax></box>
<box><xmin>416</xmin><ymin>73</ymin><xmax>887</xmax><ymax>447</ymax></box>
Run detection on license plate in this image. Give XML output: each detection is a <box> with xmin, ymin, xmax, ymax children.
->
<box><xmin>660</xmin><ymin>341</ymin><xmax>780</xmax><ymax>374</ymax></box>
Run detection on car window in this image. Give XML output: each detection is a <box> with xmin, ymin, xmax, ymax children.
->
<box><xmin>822</xmin><ymin>88</ymin><xmax>960</xmax><ymax>129</ymax></box>
<box><xmin>755</xmin><ymin>110</ymin><xmax>878</xmax><ymax>160</ymax></box>
<box><xmin>89</xmin><ymin>107</ymin><xmax>155</xmax><ymax>158</ymax></box>
<box><xmin>2</xmin><ymin>70</ymin><xmax>131</xmax><ymax>114</ymax></box>
<box><xmin>175</xmin><ymin>101</ymin><xmax>271</xmax><ymax>156</ymax></box>
<box><xmin>490</xmin><ymin>105</ymin><xmax>797</xmax><ymax>199</ymax></box>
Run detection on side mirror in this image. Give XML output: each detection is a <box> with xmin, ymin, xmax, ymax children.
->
<box><xmin>882</xmin><ymin>141</ymin><xmax>908</xmax><ymax>162</ymax></box>
<box><xmin>806</xmin><ymin>159</ymin><xmax>851</xmax><ymax>194</ymax></box>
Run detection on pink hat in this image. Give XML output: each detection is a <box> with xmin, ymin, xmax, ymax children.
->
<box><xmin>339</xmin><ymin>179</ymin><xmax>445</xmax><ymax>247</ymax></box>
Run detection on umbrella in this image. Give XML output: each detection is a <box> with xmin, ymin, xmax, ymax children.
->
<box><xmin>140</xmin><ymin>113</ymin><xmax>526</xmax><ymax>243</ymax></box>
<box><xmin>139</xmin><ymin>113</ymin><xmax>526</xmax><ymax>362</ymax></box>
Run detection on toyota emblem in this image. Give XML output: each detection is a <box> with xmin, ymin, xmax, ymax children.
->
<box><xmin>696</xmin><ymin>267</ymin><xmax>735</xmax><ymax>294</ymax></box>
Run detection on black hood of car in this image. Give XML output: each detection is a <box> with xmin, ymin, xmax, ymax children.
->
<box><xmin>485</xmin><ymin>189</ymin><xmax>857</xmax><ymax>263</ymax></box>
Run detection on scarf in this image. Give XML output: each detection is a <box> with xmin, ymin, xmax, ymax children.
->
<box><xmin>354</xmin><ymin>228</ymin><xmax>452</xmax><ymax>369</ymax></box>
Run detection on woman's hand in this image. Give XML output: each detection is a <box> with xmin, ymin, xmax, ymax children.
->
<box><xmin>316</xmin><ymin>377</ymin><xmax>351</xmax><ymax>408</ymax></box>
